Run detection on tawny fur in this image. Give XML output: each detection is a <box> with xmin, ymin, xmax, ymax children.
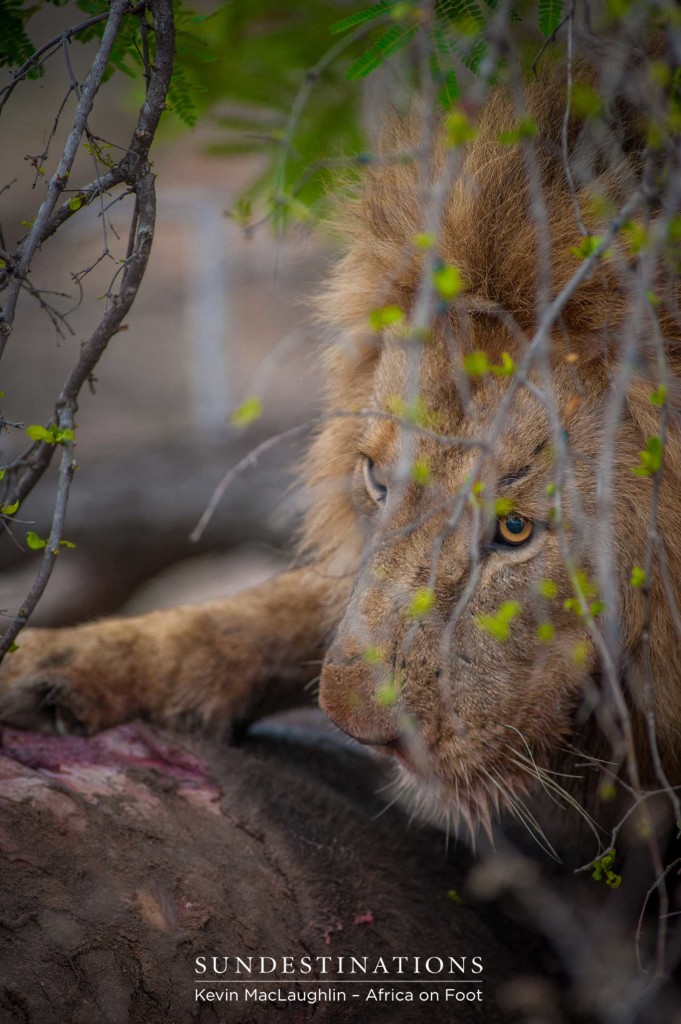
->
<box><xmin>1</xmin><ymin>58</ymin><xmax>679</xmax><ymax>843</ymax></box>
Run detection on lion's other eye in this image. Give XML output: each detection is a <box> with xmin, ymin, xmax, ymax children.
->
<box><xmin>495</xmin><ymin>514</ymin><xmax>534</xmax><ymax>545</ymax></box>
<box><xmin>362</xmin><ymin>456</ymin><xmax>388</xmax><ymax>504</ymax></box>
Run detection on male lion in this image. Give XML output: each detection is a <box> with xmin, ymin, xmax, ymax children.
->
<box><xmin>1</xmin><ymin>57</ymin><xmax>679</xmax><ymax>852</ymax></box>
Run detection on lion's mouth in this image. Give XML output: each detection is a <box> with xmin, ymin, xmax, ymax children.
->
<box><xmin>367</xmin><ymin>732</ymin><xmax>564</xmax><ymax>853</ymax></box>
<box><xmin>366</xmin><ymin>731</ymin><xmax>435</xmax><ymax>776</ymax></box>
<box><xmin>370</xmin><ymin>736</ymin><xmax>410</xmax><ymax>768</ymax></box>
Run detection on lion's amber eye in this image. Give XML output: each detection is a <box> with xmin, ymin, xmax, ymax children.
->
<box><xmin>495</xmin><ymin>514</ymin><xmax>534</xmax><ymax>545</ymax></box>
<box><xmin>362</xmin><ymin>456</ymin><xmax>388</xmax><ymax>504</ymax></box>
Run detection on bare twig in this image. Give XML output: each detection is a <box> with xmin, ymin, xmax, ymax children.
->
<box><xmin>0</xmin><ymin>0</ymin><xmax>131</xmax><ymax>356</ymax></box>
<box><xmin>0</xmin><ymin>10</ymin><xmax>112</xmax><ymax>115</ymax></box>
<box><xmin>0</xmin><ymin>0</ymin><xmax>175</xmax><ymax>659</ymax></box>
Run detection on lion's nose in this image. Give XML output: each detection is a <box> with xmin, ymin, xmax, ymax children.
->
<box><xmin>318</xmin><ymin>655</ymin><xmax>400</xmax><ymax>747</ymax></box>
<box><xmin>324</xmin><ymin>711</ymin><xmax>401</xmax><ymax>749</ymax></box>
<box><xmin>322</xmin><ymin>710</ymin><xmax>413</xmax><ymax>772</ymax></box>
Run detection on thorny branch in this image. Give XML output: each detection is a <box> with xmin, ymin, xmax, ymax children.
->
<box><xmin>0</xmin><ymin>0</ymin><xmax>131</xmax><ymax>356</ymax></box>
<box><xmin>0</xmin><ymin>0</ymin><xmax>175</xmax><ymax>657</ymax></box>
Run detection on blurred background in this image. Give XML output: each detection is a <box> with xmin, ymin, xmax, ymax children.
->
<box><xmin>0</xmin><ymin>0</ymin><xmax>477</xmax><ymax>630</ymax></box>
<box><xmin>0</xmin><ymin>2</ymin><xmax>375</xmax><ymax>628</ymax></box>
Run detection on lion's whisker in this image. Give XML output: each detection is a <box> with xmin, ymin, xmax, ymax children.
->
<box><xmin>507</xmin><ymin>756</ymin><xmax>605</xmax><ymax>844</ymax></box>
<box><xmin>485</xmin><ymin>768</ymin><xmax>561</xmax><ymax>862</ymax></box>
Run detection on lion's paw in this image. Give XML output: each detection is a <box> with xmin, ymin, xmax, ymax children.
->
<box><xmin>0</xmin><ymin>630</ymin><xmax>101</xmax><ymax>735</ymax></box>
<box><xmin>0</xmin><ymin>676</ymin><xmax>94</xmax><ymax>734</ymax></box>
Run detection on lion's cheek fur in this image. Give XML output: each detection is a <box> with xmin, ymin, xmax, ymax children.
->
<box><xmin>305</xmin><ymin>62</ymin><xmax>681</xmax><ymax>826</ymax></box>
<box><xmin>319</xmin><ymin>578</ymin><xmax>591</xmax><ymax>809</ymax></box>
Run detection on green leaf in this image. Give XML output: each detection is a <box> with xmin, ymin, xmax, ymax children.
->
<box><xmin>475</xmin><ymin>600</ymin><xmax>521</xmax><ymax>641</ymax></box>
<box><xmin>589</xmin><ymin>851</ymin><xmax>614</xmax><ymax>884</ymax></box>
<box><xmin>649</xmin><ymin>383</ymin><xmax>667</xmax><ymax>407</ymax></box>
<box><xmin>489</xmin><ymin>351</ymin><xmax>515</xmax><ymax>376</ymax></box>
<box><xmin>538</xmin><ymin>0</ymin><xmax>564</xmax><ymax>37</ymax></box>
<box><xmin>570</xmin><ymin>235</ymin><xmax>610</xmax><ymax>260</ymax></box>
<box><xmin>26</xmin><ymin>531</ymin><xmax>47</xmax><ymax>550</ymax></box>
<box><xmin>435</xmin><ymin>66</ymin><xmax>460</xmax><ymax>110</ymax></box>
<box><xmin>667</xmin><ymin>216</ymin><xmax>681</xmax><ymax>245</ymax></box>
<box><xmin>165</xmin><ymin>61</ymin><xmax>199</xmax><ymax>128</ymax></box>
<box><xmin>572</xmin><ymin>640</ymin><xmax>591</xmax><ymax>667</ymax></box>
<box><xmin>27</xmin><ymin>423</ymin><xmax>74</xmax><ymax>445</ymax></box>
<box><xmin>363</xmin><ymin>646</ymin><xmax>384</xmax><ymax>664</ymax></box>
<box><xmin>618</xmin><ymin>220</ymin><xmax>647</xmax><ymax>256</ymax></box>
<box><xmin>1</xmin><ymin>499</ymin><xmax>19</xmax><ymax>516</ymax></box>
<box><xmin>431</xmin><ymin>27</ymin><xmax>461</xmax><ymax>110</ymax></box>
<box><xmin>411</xmin><ymin>458</ymin><xmax>431</xmax><ymax>486</ymax></box>
<box><xmin>574</xmin><ymin>569</ymin><xmax>599</xmax><ymax>600</ymax></box>
<box><xmin>498</xmin><ymin>117</ymin><xmax>537</xmax><ymax>144</ymax></box>
<box><xmin>331</xmin><ymin>1</ymin><xmax>396</xmax><ymax>35</ymax></box>
<box><xmin>7</xmin><ymin>642</ymin><xmax>19</xmax><ymax>653</ymax></box>
<box><xmin>570</xmin><ymin>82</ymin><xmax>603</xmax><ymax>119</ymax></box>
<box><xmin>26</xmin><ymin>424</ymin><xmax>53</xmax><ymax>443</ymax></box>
<box><xmin>537</xmin><ymin>579</ymin><xmax>558</xmax><ymax>599</ymax></box>
<box><xmin>445</xmin><ymin>110</ymin><xmax>476</xmax><ymax>146</ymax></box>
<box><xmin>68</xmin><ymin>196</ymin><xmax>82</xmax><ymax>212</ymax></box>
<box><xmin>229</xmin><ymin>197</ymin><xmax>252</xmax><ymax>228</ymax></box>
<box><xmin>433</xmin><ymin>264</ymin><xmax>464</xmax><ymax>300</ymax></box>
<box><xmin>376</xmin><ymin>678</ymin><xmax>399</xmax><ymax>705</ymax></box>
<box><xmin>462</xmin><ymin>351</ymin><xmax>489</xmax><ymax>376</ymax></box>
<box><xmin>630</xmin><ymin>565</ymin><xmax>646</xmax><ymax>589</ymax></box>
<box><xmin>438</xmin><ymin>0</ymin><xmax>485</xmax><ymax>28</ymax></box>
<box><xmin>408</xmin><ymin>588</ymin><xmax>435</xmax><ymax>618</ymax></box>
<box><xmin>231</xmin><ymin>396</ymin><xmax>262</xmax><ymax>428</ymax></box>
<box><xmin>631</xmin><ymin>435</ymin><xmax>663</xmax><ymax>477</ymax></box>
<box><xmin>390</xmin><ymin>2</ymin><xmax>415</xmax><ymax>17</ymax></box>
<box><xmin>345</xmin><ymin>24</ymin><xmax>418</xmax><ymax>80</ymax></box>
<box><xmin>493</xmin><ymin>497</ymin><xmax>513</xmax><ymax>516</ymax></box>
<box><xmin>536</xmin><ymin>622</ymin><xmax>555</xmax><ymax>641</ymax></box>
<box><xmin>386</xmin><ymin>396</ymin><xmax>440</xmax><ymax>429</ymax></box>
<box><xmin>368</xmin><ymin>305</ymin><xmax>404</xmax><ymax>331</ymax></box>
<box><xmin>0</xmin><ymin>1</ymin><xmax>36</xmax><ymax>74</ymax></box>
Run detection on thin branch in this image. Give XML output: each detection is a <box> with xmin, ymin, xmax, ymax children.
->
<box><xmin>0</xmin><ymin>407</ymin><xmax>76</xmax><ymax>658</ymax></box>
<box><xmin>0</xmin><ymin>0</ymin><xmax>175</xmax><ymax>659</ymax></box>
<box><xmin>0</xmin><ymin>0</ymin><xmax>131</xmax><ymax>357</ymax></box>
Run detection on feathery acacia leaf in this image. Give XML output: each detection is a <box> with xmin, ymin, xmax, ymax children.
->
<box><xmin>345</xmin><ymin>23</ymin><xmax>418</xmax><ymax>80</ymax></box>
<box><xmin>538</xmin><ymin>0</ymin><xmax>564</xmax><ymax>36</ymax></box>
<box><xmin>330</xmin><ymin>0</ymin><xmax>397</xmax><ymax>35</ymax></box>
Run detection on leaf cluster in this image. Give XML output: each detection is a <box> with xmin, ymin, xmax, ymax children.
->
<box><xmin>0</xmin><ymin>0</ymin><xmax>204</xmax><ymax>126</ymax></box>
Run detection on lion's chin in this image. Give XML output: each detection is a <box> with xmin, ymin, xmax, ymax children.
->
<box><xmin>383</xmin><ymin>761</ymin><xmax>495</xmax><ymax>843</ymax></box>
<box><xmin>384</xmin><ymin>760</ymin><xmax>552</xmax><ymax>854</ymax></box>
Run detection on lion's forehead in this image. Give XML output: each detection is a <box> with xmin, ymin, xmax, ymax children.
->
<box><xmin>365</xmin><ymin>335</ymin><xmax>558</xmax><ymax>488</ymax></box>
